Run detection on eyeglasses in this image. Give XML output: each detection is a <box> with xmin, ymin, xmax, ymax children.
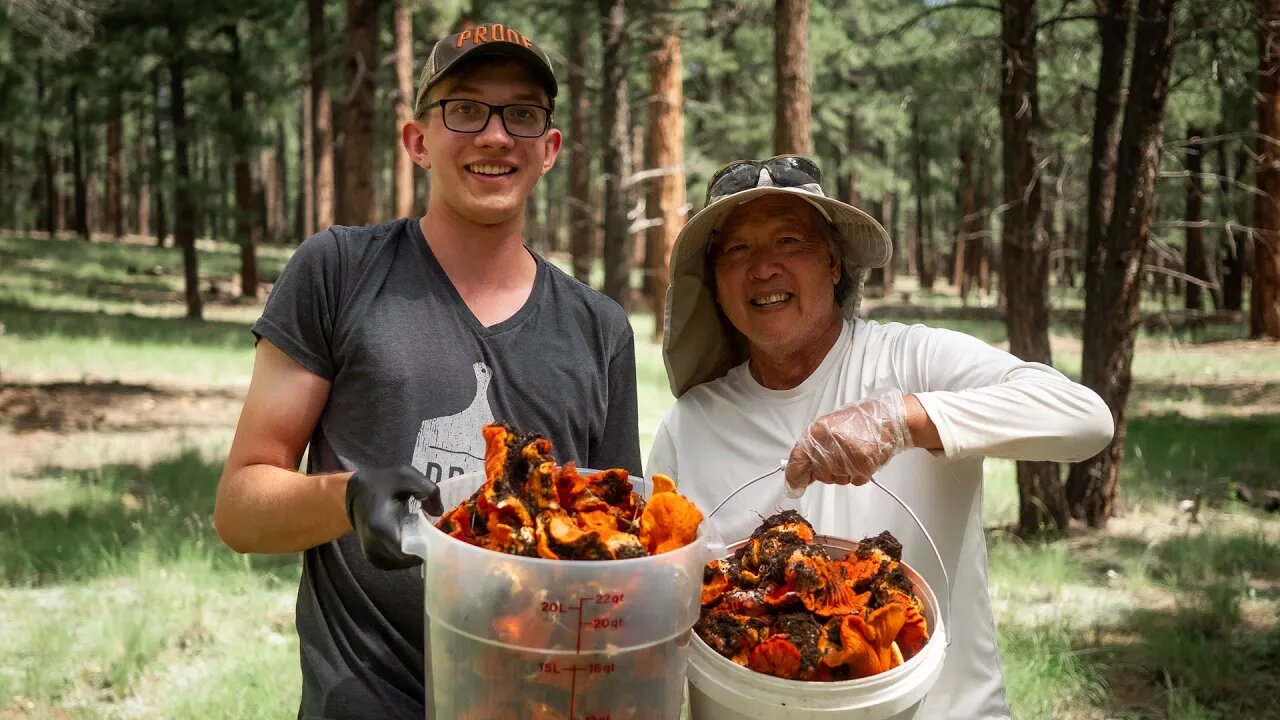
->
<box><xmin>430</xmin><ymin>98</ymin><xmax>553</xmax><ymax>138</ymax></box>
<box><xmin>706</xmin><ymin>155</ymin><xmax>823</xmax><ymax>204</ymax></box>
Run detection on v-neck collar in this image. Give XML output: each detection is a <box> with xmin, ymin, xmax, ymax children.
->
<box><xmin>409</xmin><ymin>219</ymin><xmax>546</xmax><ymax>337</ymax></box>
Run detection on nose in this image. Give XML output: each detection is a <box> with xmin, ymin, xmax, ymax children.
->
<box><xmin>474</xmin><ymin>110</ymin><xmax>514</xmax><ymax>149</ymax></box>
<box><xmin>746</xmin><ymin>247</ymin><xmax>783</xmax><ymax>281</ymax></box>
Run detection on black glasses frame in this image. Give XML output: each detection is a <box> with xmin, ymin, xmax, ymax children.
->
<box><xmin>432</xmin><ymin>98</ymin><xmax>554</xmax><ymax>138</ymax></box>
<box><xmin>706</xmin><ymin>155</ymin><xmax>823</xmax><ymax>204</ymax></box>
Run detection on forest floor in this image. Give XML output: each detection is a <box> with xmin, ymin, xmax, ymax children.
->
<box><xmin>1</xmin><ymin>232</ymin><xmax>1278</xmax><ymax>719</ymax></box>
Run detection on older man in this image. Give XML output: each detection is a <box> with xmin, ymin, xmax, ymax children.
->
<box><xmin>648</xmin><ymin>155</ymin><xmax>1113</xmax><ymax>719</ymax></box>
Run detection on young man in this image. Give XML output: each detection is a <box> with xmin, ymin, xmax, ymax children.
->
<box><xmin>214</xmin><ymin>27</ymin><xmax>641</xmax><ymax>720</ymax></box>
<box><xmin>649</xmin><ymin>156</ymin><xmax>1113</xmax><ymax>718</ymax></box>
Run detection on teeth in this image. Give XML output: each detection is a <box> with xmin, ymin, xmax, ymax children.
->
<box><xmin>751</xmin><ymin>293</ymin><xmax>790</xmax><ymax>306</ymax></box>
<box><xmin>469</xmin><ymin>164</ymin><xmax>513</xmax><ymax>175</ymax></box>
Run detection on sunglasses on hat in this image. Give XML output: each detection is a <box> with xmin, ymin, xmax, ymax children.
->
<box><xmin>705</xmin><ymin>155</ymin><xmax>823</xmax><ymax>205</ymax></box>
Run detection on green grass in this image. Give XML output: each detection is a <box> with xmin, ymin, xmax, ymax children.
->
<box><xmin>3</xmin><ymin>233</ymin><xmax>1279</xmax><ymax>719</ymax></box>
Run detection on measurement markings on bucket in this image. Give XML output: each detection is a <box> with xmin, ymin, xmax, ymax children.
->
<box><xmin>537</xmin><ymin>591</ymin><xmax>626</xmax><ymax>719</ymax></box>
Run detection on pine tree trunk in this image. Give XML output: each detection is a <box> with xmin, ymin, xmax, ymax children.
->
<box><xmin>152</xmin><ymin>67</ymin><xmax>168</xmax><ymax>248</ymax></box>
<box><xmin>1001</xmin><ymin>0</ymin><xmax>1066</xmax><ymax>536</ymax></box>
<box><xmin>137</xmin><ymin>98</ymin><xmax>151</xmax><ymax>238</ymax></box>
<box><xmin>276</xmin><ymin>120</ymin><xmax>289</xmax><ymax>241</ymax></box>
<box><xmin>169</xmin><ymin>18</ymin><xmax>203</xmax><ymax>320</ymax></box>
<box><xmin>228</xmin><ymin>25</ymin><xmax>260</xmax><ymax>300</ymax></box>
<box><xmin>599</xmin><ymin>0</ymin><xmax>632</xmax><ymax>309</ymax></box>
<box><xmin>646</xmin><ymin>0</ymin><xmax>686</xmax><ymax>341</ymax></box>
<box><xmin>69</xmin><ymin>83</ymin><xmax>89</xmax><ymax>241</ymax></box>
<box><xmin>311</xmin><ymin>0</ymin><xmax>336</xmax><ymax>229</ymax></box>
<box><xmin>394</xmin><ymin>0</ymin><xmax>415</xmax><ymax>218</ymax></box>
<box><xmin>106</xmin><ymin>87</ymin><xmax>124</xmax><ymax>240</ymax></box>
<box><xmin>1067</xmin><ymin>0</ymin><xmax>1132</xmax><ymax>515</ymax></box>
<box><xmin>1252</xmin><ymin>1</ymin><xmax>1280</xmax><ymax>338</ymax></box>
<box><xmin>911</xmin><ymin>107</ymin><xmax>934</xmax><ymax>291</ymax></box>
<box><xmin>955</xmin><ymin>136</ymin><xmax>975</xmax><ymax>302</ymax></box>
<box><xmin>36</xmin><ymin>60</ymin><xmax>55</xmax><ymax>234</ymax></box>
<box><xmin>568</xmin><ymin>14</ymin><xmax>593</xmax><ymax>282</ymax></box>
<box><xmin>1069</xmin><ymin>0</ymin><xmax>1178</xmax><ymax>527</ymax></box>
<box><xmin>299</xmin><ymin>89</ymin><xmax>315</xmax><ymax>241</ymax></box>
<box><xmin>341</xmin><ymin>0</ymin><xmax>381</xmax><ymax>227</ymax></box>
<box><xmin>1184</xmin><ymin>126</ymin><xmax>1210</xmax><ymax>311</ymax></box>
<box><xmin>774</xmin><ymin>0</ymin><xmax>811</xmax><ymax>155</ymax></box>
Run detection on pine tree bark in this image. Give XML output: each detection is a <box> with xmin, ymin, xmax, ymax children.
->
<box><xmin>137</xmin><ymin>98</ymin><xmax>151</xmax><ymax>238</ymax></box>
<box><xmin>36</xmin><ymin>59</ymin><xmax>55</xmax><ymax>234</ymax></box>
<box><xmin>1001</xmin><ymin>0</ymin><xmax>1067</xmax><ymax>535</ymax></box>
<box><xmin>1183</xmin><ymin>126</ymin><xmax>1212</xmax><ymax>311</ymax></box>
<box><xmin>1067</xmin><ymin>0</ymin><xmax>1132</xmax><ymax>516</ymax></box>
<box><xmin>299</xmin><ymin>89</ymin><xmax>316</xmax><ymax>241</ymax></box>
<box><xmin>169</xmin><ymin>17</ymin><xmax>202</xmax><ymax>320</ymax></box>
<box><xmin>228</xmin><ymin>24</ymin><xmax>260</xmax><ymax>299</ymax></box>
<box><xmin>342</xmin><ymin>0</ymin><xmax>381</xmax><ymax>227</ymax></box>
<box><xmin>955</xmin><ymin>135</ymin><xmax>975</xmax><ymax>302</ymax></box>
<box><xmin>311</xmin><ymin>0</ymin><xmax>336</xmax><ymax>229</ymax></box>
<box><xmin>599</xmin><ymin>0</ymin><xmax>632</xmax><ymax>308</ymax></box>
<box><xmin>911</xmin><ymin>106</ymin><xmax>934</xmax><ymax>291</ymax></box>
<box><xmin>1069</xmin><ymin>0</ymin><xmax>1178</xmax><ymax>527</ymax></box>
<box><xmin>569</xmin><ymin>14</ymin><xmax>593</xmax><ymax>283</ymax></box>
<box><xmin>106</xmin><ymin>86</ymin><xmax>124</xmax><ymax>239</ymax></box>
<box><xmin>646</xmin><ymin>0</ymin><xmax>686</xmax><ymax>341</ymax></box>
<box><xmin>152</xmin><ymin>67</ymin><xmax>168</xmax><ymax>248</ymax></box>
<box><xmin>394</xmin><ymin>0</ymin><xmax>415</xmax><ymax>218</ymax></box>
<box><xmin>1252</xmin><ymin>1</ymin><xmax>1280</xmax><ymax>338</ymax></box>
<box><xmin>69</xmin><ymin>83</ymin><xmax>89</xmax><ymax>241</ymax></box>
<box><xmin>774</xmin><ymin>0</ymin><xmax>812</xmax><ymax>155</ymax></box>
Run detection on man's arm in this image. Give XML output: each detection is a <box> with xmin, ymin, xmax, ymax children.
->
<box><xmin>214</xmin><ymin>339</ymin><xmax>353</xmax><ymax>554</ymax></box>
<box><xmin>590</xmin><ymin>330</ymin><xmax>643</xmax><ymax>476</ymax></box>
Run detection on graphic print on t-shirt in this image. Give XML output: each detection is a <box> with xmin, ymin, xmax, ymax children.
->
<box><xmin>410</xmin><ymin>361</ymin><xmax>494</xmax><ymax>484</ymax></box>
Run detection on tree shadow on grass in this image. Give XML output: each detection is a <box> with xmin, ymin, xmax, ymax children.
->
<box><xmin>0</xmin><ymin>299</ymin><xmax>254</xmax><ymax>349</ymax></box>
<box><xmin>1121</xmin><ymin>413</ymin><xmax>1280</xmax><ymax>507</ymax></box>
<box><xmin>0</xmin><ymin>448</ymin><xmax>298</xmax><ymax>586</ymax></box>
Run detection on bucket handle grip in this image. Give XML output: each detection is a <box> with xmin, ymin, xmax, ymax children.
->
<box><xmin>707</xmin><ymin>467</ymin><xmax>951</xmax><ymax>647</ymax></box>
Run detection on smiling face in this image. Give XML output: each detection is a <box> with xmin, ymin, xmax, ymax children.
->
<box><xmin>710</xmin><ymin>195</ymin><xmax>843</xmax><ymax>361</ymax></box>
<box><xmin>402</xmin><ymin>58</ymin><xmax>561</xmax><ymax>227</ymax></box>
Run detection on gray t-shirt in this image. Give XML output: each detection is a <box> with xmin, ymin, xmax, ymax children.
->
<box><xmin>252</xmin><ymin>218</ymin><xmax>641</xmax><ymax>720</ymax></box>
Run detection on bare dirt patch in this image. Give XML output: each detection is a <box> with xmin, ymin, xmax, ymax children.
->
<box><xmin>0</xmin><ymin>381</ymin><xmax>244</xmax><ymax>479</ymax></box>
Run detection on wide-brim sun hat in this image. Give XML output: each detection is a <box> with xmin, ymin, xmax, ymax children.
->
<box><xmin>663</xmin><ymin>159</ymin><xmax>893</xmax><ymax>398</ymax></box>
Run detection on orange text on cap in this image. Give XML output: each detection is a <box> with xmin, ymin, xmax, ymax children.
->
<box><xmin>455</xmin><ymin>24</ymin><xmax>534</xmax><ymax>49</ymax></box>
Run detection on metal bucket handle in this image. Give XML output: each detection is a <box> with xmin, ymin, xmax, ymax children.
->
<box><xmin>707</xmin><ymin>466</ymin><xmax>952</xmax><ymax>647</ymax></box>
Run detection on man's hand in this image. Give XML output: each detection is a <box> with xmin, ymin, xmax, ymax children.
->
<box><xmin>346</xmin><ymin>466</ymin><xmax>443</xmax><ymax>570</ymax></box>
<box><xmin>785</xmin><ymin>390</ymin><xmax>913</xmax><ymax>496</ymax></box>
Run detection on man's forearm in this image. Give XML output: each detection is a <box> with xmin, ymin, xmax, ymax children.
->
<box><xmin>214</xmin><ymin>465</ymin><xmax>354</xmax><ymax>554</ymax></box>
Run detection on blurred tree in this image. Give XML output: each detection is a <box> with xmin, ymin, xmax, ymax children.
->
<box><xmin>393</xmin><ymin>0</ymin><xmax>414</xmax><ymax>218</ymax></box>
<box><xmin>774</xmin><ymin>0</ymin><xmax>811</xmax><ymax>155</ymax></box>
<box><xmin>1253</xmin><ymin>0</ymin><xmax>1280</xmax><ymax>338</ymax></box>
<box><xmin>599</xmin><ymin>0</ymin><xmax>632</xmax><ymax>309</ymax></box>
<box><xmin>644</xmin><ymin>0</ymin><xmax>686</xmax><ymax>340</ymax></box>
<box><xmin>311</xmin><ymin>0</ymin><xmax>336</xmax><ymax>230</ymax></box>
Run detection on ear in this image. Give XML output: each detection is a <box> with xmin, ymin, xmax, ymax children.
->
<box><xmin>540</xmin><ymin>127</ymin><xmax>563</xmax><ymax>175</ymax></box>
<box><xmin>828</xmin><ymin>240</ymin><xmax>842</xmax><ymax>285</ymax></box>
<box><xmin>401</xmin><ymin>118</ymin><xmax>432</xmax><ymax>170</ymax></box>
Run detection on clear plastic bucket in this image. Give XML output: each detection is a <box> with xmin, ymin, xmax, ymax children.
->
<box><xmin>688</xmin><ymin>536</ymin><xmax>947</xmax><ymax>720</ymax></box>
<box><xmin>401</xmin><ymin>469</ymin><xmax>710</xmax><ymax>720</ymax></box>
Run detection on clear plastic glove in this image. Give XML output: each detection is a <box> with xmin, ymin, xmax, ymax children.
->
<box><xmin>346</xmin><ymin>466</ymin><xmax>443</xmax><ymax>570</ymax></box>
<box><xmin>784</xmin><ymin>389</ymin><xmax>913</xmax><ymax>497</ymax></box>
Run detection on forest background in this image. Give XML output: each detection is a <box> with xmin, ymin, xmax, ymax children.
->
<box><xmin>1</xmin><ymin>0</ymin><xmax>1278</xmax><ymax>718</ymax></box>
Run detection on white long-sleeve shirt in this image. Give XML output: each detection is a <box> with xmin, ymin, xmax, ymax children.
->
<box><xmin>648</xmin><ymin>318</ymin><xmax>1113</xmax><ymax>720</ymax></box>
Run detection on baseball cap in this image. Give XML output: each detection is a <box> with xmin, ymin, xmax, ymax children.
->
<box><xmin>663</xmin><ymin>156</ymin><xmax>893</xmax><ymax>398</ymax></box>
<box><xmin>414</xmin><ymin>24</ymin><xmax>558</xmax><ymax>115</ymax></box>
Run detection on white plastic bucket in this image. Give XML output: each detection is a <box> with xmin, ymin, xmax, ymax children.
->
<box><xmin>687</xmin><ymin>534</ymin><xmax>947</xmax><ymax>720</ymax></box>
<box><xmin>401</xmin><ymin>469</ymin><xmax>710</xmax><ymax>720</ymax></box>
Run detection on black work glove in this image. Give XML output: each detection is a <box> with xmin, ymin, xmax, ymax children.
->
<box><xmin>346</xmin><ymin>466</ymin><xmax>443</xmax><ymax>570</ymax></box>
